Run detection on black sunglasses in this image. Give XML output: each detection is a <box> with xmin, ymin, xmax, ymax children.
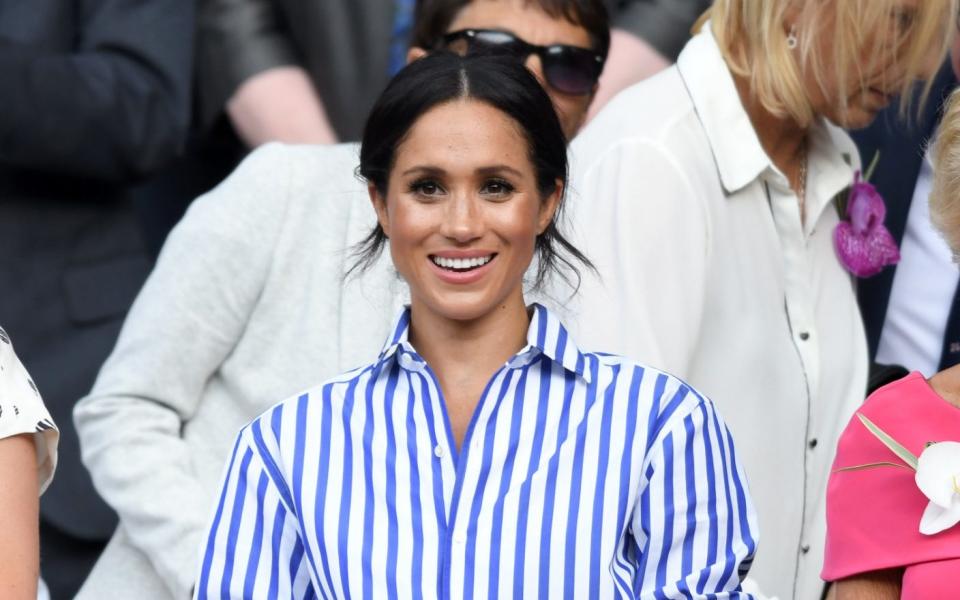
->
<box><xmin>442</xmin><ymin>28</ymin><xmax>605</xmax><ymax>96</ymax></box>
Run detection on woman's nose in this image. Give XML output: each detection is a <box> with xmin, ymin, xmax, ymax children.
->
<box><xmin>441</xmin><ymin>193</ymin><xmax>483</xmax><ymax>242</ymax></box>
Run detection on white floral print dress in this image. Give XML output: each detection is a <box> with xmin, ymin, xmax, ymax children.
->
<box><xmin>0</xmin><ymin>326</ymin><xmax>58</xmax><ymax>492</ymax></box>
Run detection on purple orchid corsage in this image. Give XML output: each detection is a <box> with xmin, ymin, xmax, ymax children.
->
<box><xmin>832</xmin><ymin>156</ymin><xmax>900</xmax><ymax>278</ymax></box>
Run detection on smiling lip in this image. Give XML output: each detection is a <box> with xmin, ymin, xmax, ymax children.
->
<box><xmin>428</xmin><ymin>252</ymin><xmax>497</xmax><ymax>285</ymax></box>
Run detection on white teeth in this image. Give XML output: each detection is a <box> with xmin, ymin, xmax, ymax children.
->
<box><xmin>432</xmin><ymin>255</ymin><xmax>494</xmax><ymax>270</ymax></box>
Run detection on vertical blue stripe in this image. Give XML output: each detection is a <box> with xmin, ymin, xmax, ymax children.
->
<box><xmin>695</xmin><ymin>403</ymin><xmax>719</xmax><ymax>594</ymax></box>
<box><xmin>679</xmin><ymin>413</ymin><xmax>700</xmax><ymax>595</ymax></box>
<box><xmin>588</xmin><ymin>365</ymin><xmax>620</xmax><ymax>599</ymax></box>
<box><xmin>221</xmin><ymin>447</ymin><xmax>255</xmax><ymax>598</ymax></box>
<box><xmin>360</xmin><ymin>366</ymin><xmax>383</xmax><ymax>600</ymax></box>
<box><xmin>654</xmin><ymin>433</ymin><xmax>676</xmax><ymax>592</ymax></box>
<box><xmin>403</xmin><ymin>372</ymin><xmax>425</xmax><ymax>597</ymax></box>
<box><xmin>707</xmin><ymin>407</ymin><xmax>737</xmax><ymax>590</ymax></box>
<box><xmin>383</xmin><ymin>363</ymin><xmax>401</xmax><ymax>600</ymax></box>
<box><xmin>267</xmin><ymin>503</ymin><xmax>288</xmax><ymax>599</ymax></box>
<box><xmin>537</xmin><ymin>368</ymin><xmax>576</xmax><ymax>594</ymax></box>
<box><xmin>198</xmin><ymin>434</ymin><xmax>243</xmax><ymax>597</ymax></box>
<box><xmin>242</xmin><ymin>471</ymin><xmax>270</xmax><ymax>597</ymax></box>
<box><xmin>612</xmin><ymin>367</ymin><xmax>643</xmax><ymax>583</ymax></box>
<box><xmin>562</xmin><ymin>355</ymin><xmax>600</xmax><ymax>598</ymax></box>
<box><xmin>336</xmin><ymin>377</ymin><xmax>361</xmax><ymax>593</ymax></box>
<box><xmin>646</xmin><ymin>375</ymin><xmax>666</xmax><ymax>452</ymax></box>
<box><xmin>511</xmin><ymin>356</ymin><xmax>552</xmax><ymax>595</ymax></box>
<box><xmin>635</xmin><ymin>463</ymin><xmax>655</xmax><ymax>597</ymax></box>
<box><xmin>487</xmin><ymin>368</ymin><xmax>529</xmax><ymax>597</ymax></box>
<box><xmin>311</xmin><ymin>385</ymin><xmax>337</xmax><ymax>596</ymax></box>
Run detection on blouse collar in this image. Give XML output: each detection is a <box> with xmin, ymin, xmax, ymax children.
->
<box><xmin>378</xmin><ymin>303</ymin><xmax>591</xmax><ymax>383</ymax></box>
<box><xmin>676</xmin><ymin>25</ymin><xmax>859</xmax><ymax>228</ymax></box>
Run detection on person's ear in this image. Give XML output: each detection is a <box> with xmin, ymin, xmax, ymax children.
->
<box><xmin>368</xmin><ymin>183</ymin><xmax>391</xmax><ymax>237</ymax></box>
<box><xmin>537</xmin><ymin>179</ymin><xmax>563</xmax><ymax>235</ymax></box>
<box><xmin>406</xmin><ymin>47</ymin><xmax>429</xmax><ymax>65</ymax></box>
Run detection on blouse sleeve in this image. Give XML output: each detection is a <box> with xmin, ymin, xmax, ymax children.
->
<box><xmin>0</xmin><ymin>326</ymin><xmax>58</xmax><ymax>493</ymax></box>
<box><xmin>195</xmin><ymin>420</ymin><xmax>314</xmax><ymax>599</ymax></box>
<box><xmin>633</xmin><ymin>391</ymin><xmax>758</xmax><ymax>598</ymax></box>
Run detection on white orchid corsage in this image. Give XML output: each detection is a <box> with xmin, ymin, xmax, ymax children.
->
<box><xmin>837</xmin><ymin>413</ymin><xmax>960</xmax><ymax>535</ymax></box>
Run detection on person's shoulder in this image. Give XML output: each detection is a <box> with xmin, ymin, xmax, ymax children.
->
<box><xmin>241</xmin><ymin>360</ymin><xmax>379</xmax><ymax>454</ymax></box>
<box><xmin>589</xmin><ymin>352</ymin><xmax>709</xmax><ymax>423</ymax></box>
<box><xmin>570</xmin><ymin>66</ymin><xmax>702</xmax><ymax>170</ymax></box>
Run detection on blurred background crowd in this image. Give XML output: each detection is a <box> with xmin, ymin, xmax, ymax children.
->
<box><xmin>3</xmin><ymin>0</ymin><xmax>960</xmax><ymax>598</ymax></box>
<box><xmin>1</xmin><ymin>2</ymin><xmax>710</xmax><ymax>597</ymax></box>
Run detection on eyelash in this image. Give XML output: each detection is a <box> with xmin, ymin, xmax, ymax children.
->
<box><xmin>407</xmin><ymin>178</ymin><xmax>516</xmax><ymax>199</ymax></box>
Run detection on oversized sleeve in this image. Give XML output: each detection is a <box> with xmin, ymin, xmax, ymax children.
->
<box><xmin>195</xmin><ymin>423</ymin><xmax>314</xmax><ymax>599</ymax></box>
<box><xmin>563</xmin><ymin>135</ymin><xmax>710</xmax><ymax>377</ymax></box>
<box><xmin>73</xmin><ymin>145</ymin><xmax>292</xmax><ymax>598</ymax></box>
<box><xmin>0</xmin><ymin>327</ymin><xmax>58</xmax><ymax>494</ymax></box>
<box><xmin>0</xmin><ymin>0</ymin><xmax>192</xmax><ymax>181</ymax></box>
<box><xmin>195</xmin><ymin>0</ymin><xmax>300</xmax><ymax>130</ymax></box>
<box><xmin>608</xmin><ymin>0</ymin><xmax>711</xmax><ymax>60</ymax></box>
<box><xmin>822</xmin><ymin>374</ymin><xmax>960</xmax><ymax>581</ymax></box>
<box><xmin>633</xmin><ymin>392</ymin><xmax>758</xmax><ymax>598</ymax></box>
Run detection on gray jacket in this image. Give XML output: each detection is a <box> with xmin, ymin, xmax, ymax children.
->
<box><xmin>74</xmin><ymin>143</ymin><xmax>406</xmax><ymax>599</ymax></box>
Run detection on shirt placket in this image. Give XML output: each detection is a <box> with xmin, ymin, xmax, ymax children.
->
<box><xmin>404</xmin><ymin>347</ymin><xmax>511</xmax><ymax>599</ymax></box>
<box><xmin>764</xmin><ymin>178</ymin><xmax>823</xmax><ymax>594</ymax></box>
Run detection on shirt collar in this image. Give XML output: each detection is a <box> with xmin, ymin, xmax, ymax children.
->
<box><xmin>377</xmin><ymin>304</ymin><xmax>590</xmax><ymax>383</ymax></box>
<box><xmin>676</xmin><ymin>26</ymin><xmax>858</xmax><ymax>207</ymax></box>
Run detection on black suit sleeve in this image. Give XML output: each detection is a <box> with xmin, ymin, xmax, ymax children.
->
<box><xmin>195</xmin><ymin>0</ymin><xmax>300</xmax><ymax>131</ymax></box>
<box><xmin>0</xmin><ymin>0</ymin><xmax>193</xmax><ymax>182</ymax></box>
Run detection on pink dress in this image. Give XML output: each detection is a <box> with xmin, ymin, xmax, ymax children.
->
<box><xmin>822</xmin><ymin>372</ymin><xmax>960</xmax><ymax>597</ymax></box>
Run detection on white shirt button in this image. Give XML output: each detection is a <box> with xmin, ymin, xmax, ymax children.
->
<box><xmin>452</xmin><ymin>533</ymin><xmax>466</xmax><ymax>544</ymax></box>
<box><xmin>433</xmin><ymin>444</ymin><xmax>444</xmax><ymax>458</ymax></box>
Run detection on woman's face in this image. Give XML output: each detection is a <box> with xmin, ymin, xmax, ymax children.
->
<box><xmin>801</xmin><ymin>0</ymin><xmax>931</xmax><ymax>129</ymax></box>
<box><xmin>371</xmin><ymin>99</ymin><xmax>560</xmax><ymax>323</ymax></box>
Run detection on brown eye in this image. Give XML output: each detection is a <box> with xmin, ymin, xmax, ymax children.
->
<box><xmin>409</xmin><ymin>179</ymin><xmax>444</xmax><ymax>196</ymax></box>
<box><xmin>481</xmin><ymin>178</ymin><xmax>515</xmax><ymax>198</ymax></box>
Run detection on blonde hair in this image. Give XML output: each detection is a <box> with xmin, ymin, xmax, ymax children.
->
<box><xmin>697</xmin><ymin>0</ymin><xmax>957</xmax><ymax>128</ymax></box>
<box><xmin>931</xmin><ymin>89</ymin><xmax>960</xmax><ymax>262</ymax></box>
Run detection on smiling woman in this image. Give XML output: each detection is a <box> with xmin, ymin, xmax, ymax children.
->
<box><xmin>194</xmin><ymin>52</ymin><xmax>759</xmax><ymax>599</ymax></box>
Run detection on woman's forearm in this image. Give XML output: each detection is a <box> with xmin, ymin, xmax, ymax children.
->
<box><xmin>0</xmin><ymin>434</ymin><xmax>39</xmax><ymax>600</ymax></box>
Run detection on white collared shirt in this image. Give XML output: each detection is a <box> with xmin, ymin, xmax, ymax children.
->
<box><xmin>876</xmin><ymin>147</ymin><xmax>960</xmax><ymax>376</ymax></box>
<box><xmin>554</xmin><ymin>28</ymin><xmax>868</xmax><ymax>599</ymax></box>
<box><xmin>196</xmin><ymin>305</ymin><xmax>758</xmax><ymax>598</ymax></box>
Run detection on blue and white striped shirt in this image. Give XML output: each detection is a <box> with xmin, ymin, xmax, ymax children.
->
<box><xmin>196</xmin><ymin>304</ymin><xmax>758</xmax><ymax>599</ymax></box>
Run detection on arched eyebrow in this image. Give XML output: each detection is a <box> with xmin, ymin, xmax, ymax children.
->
<box><xmin>399</xmin><ymin>165</ymin><xmax>525</xmax><ymax>177</ymax></box>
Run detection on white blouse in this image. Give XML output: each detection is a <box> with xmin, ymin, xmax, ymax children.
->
<box><xmin>555</xmin><ymin>27</ymin><xmax>868</xmax><ymax>599</ymax></box>
<box><xmin>0</xmin><ymin>326</ymin><xmax>58</xmax><ymax>493</ymax></box>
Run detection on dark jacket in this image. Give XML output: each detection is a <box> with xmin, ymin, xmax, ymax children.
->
<box><xmin>852</xmin><ymin>62</ymin><xmax>958</xmax><ymax>362</ymax></box>
<box><xmin>0</xmin><ymin>0</ymin><xmax>192</xmax><ymax>593</ymax></box>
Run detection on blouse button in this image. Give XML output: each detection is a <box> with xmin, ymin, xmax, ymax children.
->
<box><xmin>808</xmin><ymin>438</ymin><xmax>818</xmax><ymax>449</ymax></box>
<box><xmin>799</xmin><ymin>331</ymin><xmax>810</xmax><ymax>341</ymax></box>
<box><xmin>433</xmin><ymin>444</ymin><xmax>445</xmax><ymax>459</ymax></box>
<box><xmin>801</xmin><ymin>544</ymin><xmax>811</xmax><ymax>554</ymax></box>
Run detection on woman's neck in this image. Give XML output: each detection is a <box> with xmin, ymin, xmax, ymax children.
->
<box><xmin>733</xmin><ymin>73</ymin><xmax>808</xmax><ymax>191</ymax></box>
<box><xmin>408</xmin><ymin>291</ymin><xmax>531</xmax><ymax>385</ymax></box>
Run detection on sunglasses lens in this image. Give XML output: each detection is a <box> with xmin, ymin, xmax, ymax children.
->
<box><xmin>542</xmin><ymin>47</ymin><xmax>600</xmax><ymax>95</ymax></box>
<box><xmin>466</xmin><ymin>30</ymin><xmax>525</xmax><ymax>56</ymax></box>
